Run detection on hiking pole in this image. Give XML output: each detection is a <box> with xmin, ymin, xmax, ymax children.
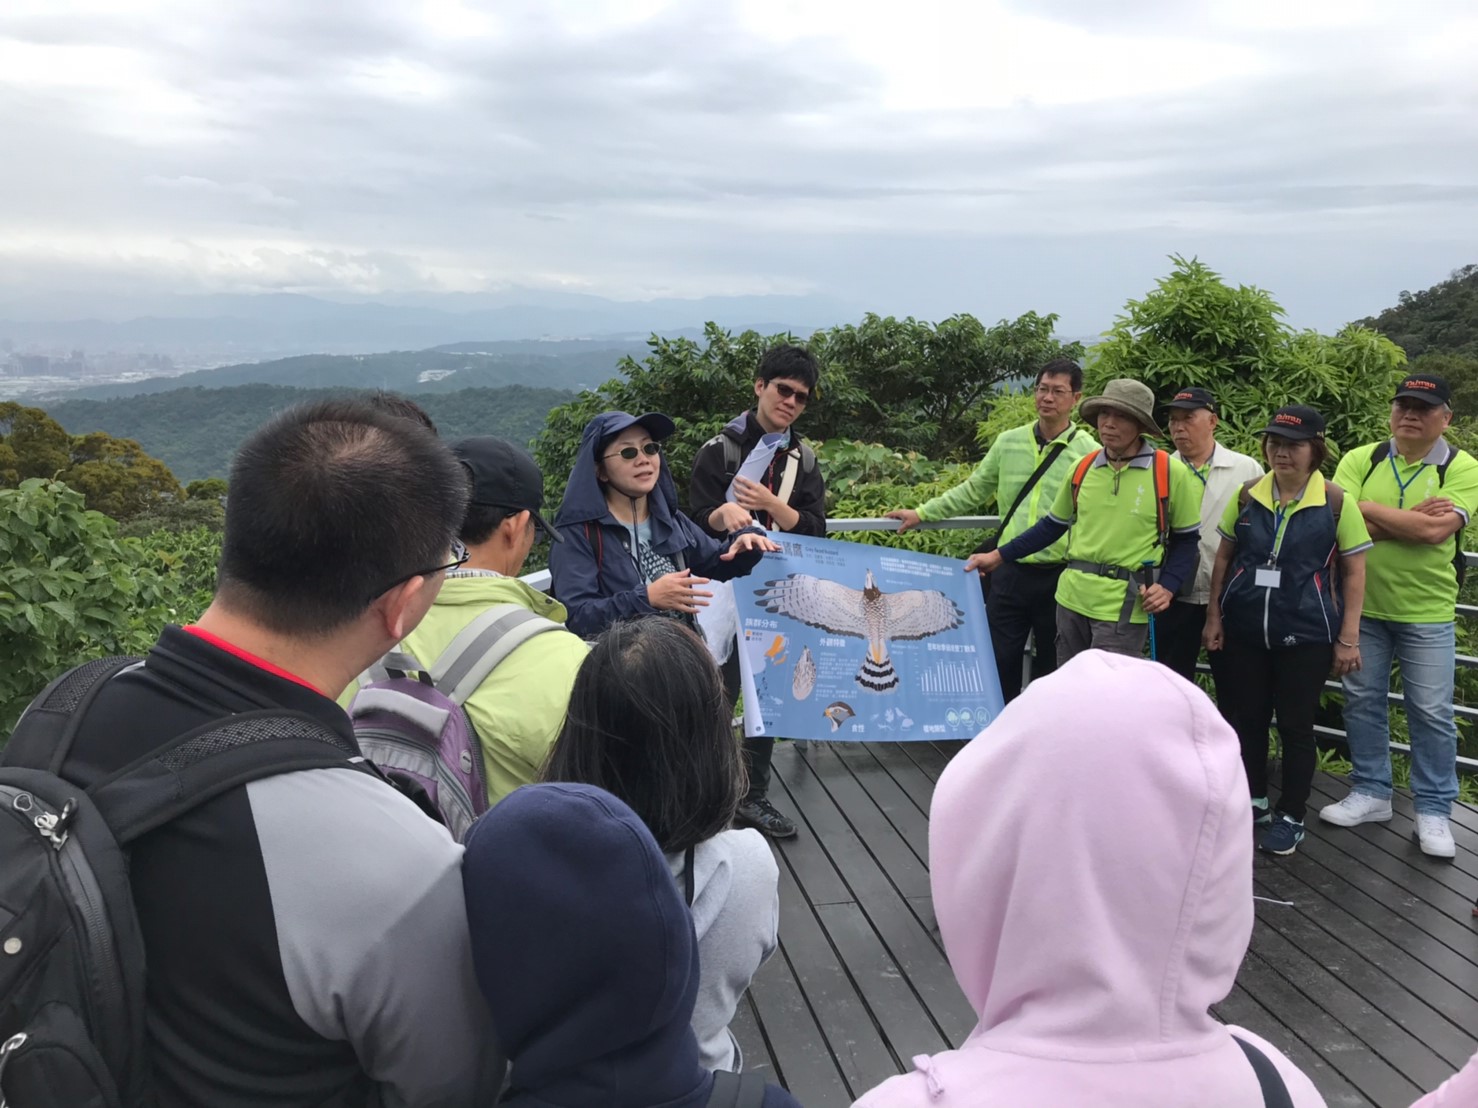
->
<box><xmin>1142</xmin><ymin>559</ymin><xmax>1158</xmax><ymax>661</ymax></box>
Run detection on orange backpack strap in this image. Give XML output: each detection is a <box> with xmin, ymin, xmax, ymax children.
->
<box><xmin>1069</xmin><ymin>450</ymin><xmax>1101</xmax><ymax>514</ymax></box>
<box><xmin>1153</xmin><ymin>449</ymin><xmax>1171</xmax><ymax>546</ymax></box>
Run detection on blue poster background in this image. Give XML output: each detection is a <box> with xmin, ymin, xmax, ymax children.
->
<box><xmin>734</xmin><ymin>534</ymin><xmax>1003</xmax><ymax>742</ymax></box>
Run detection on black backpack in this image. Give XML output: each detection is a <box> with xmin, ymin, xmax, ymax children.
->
<box><xmin>0</xmin><ymin>657</ymin><xmax>381</xmax><ymax>1108</ymax></box>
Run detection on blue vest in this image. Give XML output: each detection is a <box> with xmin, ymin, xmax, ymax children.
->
<box><xmin>1220</xmin><ymin>489</ymin><xmax>1342</xmax><ymax>649</ymax></box>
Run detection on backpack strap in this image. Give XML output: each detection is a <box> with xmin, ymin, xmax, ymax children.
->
<box><xmin>799</xmin><ymin>440</ymin><xmax>816</xmax><ymax>475</ymax></box>
<box><xmin>774</xmin><ymin>449</ymin><xmax>800</xmax><ymax>508</ymax></box>
<box><xmin>1068</xmin><ymin>449</ymin><xmax>1101</xmax><ymax>515</ymax></box>
<box><xmin>1324</xmin><ymin>480</ymin><xmax>1344</xmax><ymax>525</ymax></box>
<box><xmin>707</xmin><ymin>1070</ymin><xmax>768</xmax><ymax>1108</ymax></box>
<box><xmin>719</xmin><ymin>434</ymin><xmax>742</xmax><ymax>476</ymax></box>
<box><xmin>85</xmin><ymin>709</ymin><xmax>374</xmax><ymax>846</ymax></box>
<box><xmin>1361</xmin><ymin>440</ymin><xmax>1392</xmax><ymax>489</ymax></box>
<box><xmin>1236</xmin><ymin>476</ymin><xmax>1261</xmax><ymax>511</ymax></box>
<box><xmin>1</xmin><ymin>656</ymin><xmax>145</xmax><ymax>774</ymax></box>
<box><xmin>429</xmin><ymin>604</ymin><xmax>565</xmax><ymax>705</ymax></box>
<box><xmin>584</xmin><ymin>521</ymin><xmax>605</xmax><ymax>591</ymax></box>
<box><xmin>1232</xmin><ymin>1036</ymin><xmax>1295</xmax><ymax>1108</ymax></box>
<box><xmin>683</xmin><ymin>843</ymin><xmax>696</xmax><ymax>907</ymax></box>
<box><xmin>1153</xmin><ymin>449</ymin><xmax>1172</xmax><ymax>547</ymax></box>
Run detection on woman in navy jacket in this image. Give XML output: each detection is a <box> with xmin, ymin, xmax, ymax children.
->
<box><xmin>1203</xmin><ymin>405</ymin><xmax>1371</xmax><ymax>856</ymax></box>
<box><xmin>550</xmin><ymin>410</ymin><xmax>778</xmax><ymax>639</ymax></box>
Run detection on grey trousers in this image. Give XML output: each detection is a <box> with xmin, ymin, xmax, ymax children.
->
<box><xmin>1055</xmin><ymin>605</ymin><xmax>1150</xmax><ymax>664</ymax></box>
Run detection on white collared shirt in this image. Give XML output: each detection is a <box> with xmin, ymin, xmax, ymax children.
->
<box><xmin>1172</xmin><ymin>442</ymin><xmax>1265</xmax><ymax>604</ymax></box>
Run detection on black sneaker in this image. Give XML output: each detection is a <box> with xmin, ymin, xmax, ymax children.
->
<box><xmin>735</xmin><ymin>797</ymin><xmax>798</xmax><ymax>840</ymax></box>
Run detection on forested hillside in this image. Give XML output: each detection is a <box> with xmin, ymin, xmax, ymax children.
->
<box><xmin>45</xmin><ymin>383</ymin><xmax>574</xmax><ymax>481</ymax></box>
<box><xmin>62</xmin><ymin>343</ymin><xmax>647</xmax><ymax>400</ymax></box>
<box><xmin>1359</xmin><ymin>264</ymin><xmax>1478</xmax><ymax>359</ymax></box>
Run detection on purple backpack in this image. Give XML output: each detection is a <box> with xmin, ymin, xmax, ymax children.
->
<box><xmin>348</xmin><ymin>604</ymin><xmax>563</xmax><ymax>840</ymax></box>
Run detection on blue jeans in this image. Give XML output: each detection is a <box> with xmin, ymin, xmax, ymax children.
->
<box><xmin>1341</xmin><ymin>617</ymin><xmax>1458</xmax><ymax>815</ymax></box>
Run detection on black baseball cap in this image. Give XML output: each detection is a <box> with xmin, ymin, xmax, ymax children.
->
<box><xmin>1257</xmin><ymin>405</ymin><xmax>1325</xmax><ymax>441</ymax></box>
<box><xmin>1166</xmin><ymin>387</ymin><xmax>1217</xmax><ymax>413</ymax></box>
<box><xmin>1393</xmin><ymin>373</ymin><xmax>1452</xmax><ymax>407</ymax></box>
<box><xmin>452</xmin><ymin>437</ymin><xmax>563</xmax><ymax>543</ymax></box>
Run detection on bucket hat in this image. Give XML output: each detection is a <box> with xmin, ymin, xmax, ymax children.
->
<box><xmin>1079</xmin><ymin>379</ymin><xmax>1162</xmax><ymax>438</ymax></box>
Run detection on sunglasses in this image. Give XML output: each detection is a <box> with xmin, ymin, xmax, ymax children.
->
<box><xmin>772</xmin><ymin>381</ymin><xmax>810</xmax><ymax>405</ymax></box>
<box><xmin>604</xmin><ymin>442</ymin><xmax>662</xmax><ymax>461</ymax></box>
<box><xmin>369</xmin><ymin>539</ymin><xmax>469</xmax><ymax>601</ymax></box>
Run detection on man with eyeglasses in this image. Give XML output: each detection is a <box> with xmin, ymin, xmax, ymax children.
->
<box><xmin>885</xmin><ymin>357</ymin><xmax>1097</xmax><ymax>702</ymax></box>
<box><xmin>1159</xmin><ymin>387</ymin><xmax>1264</xmax><ymax>683</ymax></box>
<box><xmin>1319</xmin><ymin>374</ymin><xmax>1478</xmax><ymax>858</ymax></box>
<box><xmin>3</xmin><ymin>399</ymin><xmax>502</xmax><ymax>1107</ymax></box>
<box><xmin>375</xmin><ymin>437</ymin><xmax>590</xmax><ymax>809</ymax></box>
<box><xmin>691</xmin><ymin>344</ymin><xmax>828</xmax><ymax>840</ymax></box>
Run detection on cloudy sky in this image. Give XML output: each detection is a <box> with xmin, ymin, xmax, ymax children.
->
<box><xmin>2</xmin><ymin>0</ymin><xmax>1475</xmax><ymax>332</ymax></box>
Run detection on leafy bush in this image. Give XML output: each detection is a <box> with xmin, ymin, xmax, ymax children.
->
<box><xmin>0</xmin><ymin>480</ymin><xmax>218</xmax><ymax>737</ymax></box>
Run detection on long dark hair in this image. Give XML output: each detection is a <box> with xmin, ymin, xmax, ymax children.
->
<box><xmin>543</xmin><ymin>618</ymin><xmax>745</xmax><ymax>854</ymax></box>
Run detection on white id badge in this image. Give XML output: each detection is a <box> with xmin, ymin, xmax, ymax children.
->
<box><xmin>1255</xmin><ymin>566</ymin><xmax>1283</xmax><ymax>589</ymax></box>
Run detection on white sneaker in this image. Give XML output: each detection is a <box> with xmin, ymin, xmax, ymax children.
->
<box><xmin>1318</xmin><ymin>792</ymin><xmax>1393</xmax><ymax>827</ymax></box>
<box><xmin>1415</xmin><ymin>815</ymin><xmax>1456</xmax><ymax>858</ymax></box>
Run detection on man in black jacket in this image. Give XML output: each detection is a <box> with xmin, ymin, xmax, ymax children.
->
<box><xmin>39</xmin><ymin>400</ymin><xmax>503</xmax><ymax>1107</ymax></box>
<box><xmin>690</xmin><ymin>344</ymin><xmax>827</xmax><ymax>839</ymax></box>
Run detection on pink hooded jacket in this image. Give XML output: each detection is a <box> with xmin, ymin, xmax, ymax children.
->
<box><xmin>853</xmin><ymin>650</ymin><xmax>1326</xmax><ymax>1108</ymax></box>
<box><xmin>1412</xmin><ymin>1050</ymin><xmax>1478</xmax><ymax>1106</ymax></box>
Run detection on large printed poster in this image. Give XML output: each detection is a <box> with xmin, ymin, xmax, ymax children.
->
<box><xmin>735</xmin><ymin>533</ymin><xmax>1003</xmax><ymax>742</ymax></box>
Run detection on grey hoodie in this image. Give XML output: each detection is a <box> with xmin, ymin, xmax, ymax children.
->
<box><xmin>667</xmin><ymin>828</ymin><xmax>780</xmax><ymax>1072</ymax></box>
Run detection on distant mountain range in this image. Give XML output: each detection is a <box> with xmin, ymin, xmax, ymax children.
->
<box><xmin>0</xmin><ymin>289</ymin><xmax>854</xmax><ymax>363</ymax></box>
<box><xmin>59</xmin><ymin>344</ymin><xmax>648</xmax><ymax>400</ymax></box>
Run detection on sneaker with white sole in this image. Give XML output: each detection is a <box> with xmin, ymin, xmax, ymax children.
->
<box><xmin>1318</xmin><ymin>791</ymin><xmax>1393</xmax><ymax>827</ymax></box>
<box><xmin>1415</xmin><ymin>814</ymin><xmax>1456</xmax><ymax>858</ymax></box>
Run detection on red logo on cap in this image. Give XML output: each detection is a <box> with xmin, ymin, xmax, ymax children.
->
<box><xmin>1175</xmin><ymin>392</ymin><xmax>1192</xmax><ymax>400</ymax></box>
<box><xmin>1274</xmin><ymin>413</ymin><xmax>1303</xmax><ymax>426</ymax></box>
<box><xmin>1403</xmin><ymin>378</ymin><xmax>1436</xmax><ymax>391</ymax></box>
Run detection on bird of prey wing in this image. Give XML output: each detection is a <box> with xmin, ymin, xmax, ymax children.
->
<box><xmin>882</xmin><ymin>589</ymin><xmax>964</xmax><ymax>640</ymax></box>
<box><xmin>754</xmin><ymin>575</ymin><xmax>869</xmax><ymax>638</ymax></box>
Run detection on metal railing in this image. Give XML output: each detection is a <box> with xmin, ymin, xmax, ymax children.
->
<box><xmin>522</xmin><ymin>515</ymin><xmax>1478</xmax><ymax>771</ymax></box>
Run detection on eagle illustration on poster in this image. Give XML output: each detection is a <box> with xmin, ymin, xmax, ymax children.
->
<box><xmin>754</xmin><ymin>569</ymin><xmax>964</xmax><ymax>692</ymax></box>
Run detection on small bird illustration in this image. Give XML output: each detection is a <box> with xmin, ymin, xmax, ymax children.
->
<box><xmin>823</xmin><ymin>701</ymin><xmax>856</xmax><ymax>732</ymax></box>
<box><xmin>792</xmin><ymin>646</ymin><xmax>816</xmax><ymax>701</ymax></box>
<box><xmin>756</xmin><ymin>570</ymin><xmax>963</xmax><ymax>693</ymax></box>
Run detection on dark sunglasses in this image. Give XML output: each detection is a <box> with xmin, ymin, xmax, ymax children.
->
<box><xmin>604</xmin><ymin>442</ymin><xmax>662</xmax><ymax>461</ymax></box>
<box><xmin>369</xmin><ymin>539</ymin><xmax>469</xmax><ymax>601</ymax></box>
<box><xmin>773</xmin><ymin>381</ymin><xmax>811</xmax><ymax>405</ymax></box>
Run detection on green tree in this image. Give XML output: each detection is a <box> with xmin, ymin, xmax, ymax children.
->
<box><xmin>0</xmin><ymin>401</ymin><xmax>71</xmax><ymax>480</ymax></box>
<box><xmin>1357</xmin><ymin>263</ymin><xmax>1478</xmax><ymax>360</ymax></box>
<box><xmin>534</xmin><ymin>313</ymin><xmax>1081</xmax><ymax>512</ymax></box>
<box><xmin>186</xmin><ymin>477</ymin><xmax>229</xmax><ymax>502</ymax></box>
<box><xmin>1086</xmin><ymin>255</ymin><xmax>1405</xmax><ymax>460</ymax></box>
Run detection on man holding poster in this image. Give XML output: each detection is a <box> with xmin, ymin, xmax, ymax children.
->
<box><xmin>691</xmin><ymin>344</ymin><xmax>828</xmax><ymax>839</ymax></box>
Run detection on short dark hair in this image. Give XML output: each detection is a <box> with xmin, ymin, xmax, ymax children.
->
<box><xmin>461</xmin><ymin>503</ymin><xmax>521</xmax><ymax>546</ymax></box>
<box><xmin>1262</xmin><ymin>434</ymin><xmax>1330</xmax><ymax>473</ymax></box>
<box><xmin>217</xmin><ymin>398</ymin><xmax>469</xmax><ymax>634</ymax></box>
<box><xmin>757</xmin><ymin>344</ymin><xmax>820</xmax><ymax>391</ymax></box>
<box><xmin>1035</xmin><ymin>357</ymin><xmax>1083</xmax><ymax>392</ymax></box>
<box><xmin>543</xmin><ymin>618</ymin><xmax>744</xmax><ymax>854</ymax></box>
<box><xmin>365</xmin><ymin>390</ymin><xmax>438</xmax><ymax>435</ymax></box>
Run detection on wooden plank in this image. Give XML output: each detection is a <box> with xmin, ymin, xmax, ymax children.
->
<box><xmin>853</xmin><ymin>740</ymin><xmax>939</xmax><ymax>817</ymax></box>
<box><xmin>729</xmin><ymin>992</ymin><xmax>777</xmax><ymax>1082</ymax></box>
<box><xmin>744</xmin><ymin>949</ymin><xmax>852</xmax><ymax>1108</ymax></box>
<box><xmin>827</xmin><ymin>741</ymin><xmax>933</xmax><ymax>866</ymax></box>
<box><xmin>1214</xmin><ymin>984</ymin><xmax>1369</xmax><ymax>1108</ymax></box>
<box><xmin>1306</xmin><ymin>777</ymin><xmax>1478</xmax><ymax>898</ymax></box>
<box><xmin>768</xmin><ymin>749</ymin><xmax>855</xmax><ymax>908</ymax></box>
<box><xmin>1232</xmin><ymin>945</ymin><xmax>1424</xmax><ymax>1108</ymax></box>
<box><xmin>770</xmin><ymin>846</ymin><xmax>897</xmax><ymax>1101</ymax></box>
<box><xmin>1250</xmin><ymin>879</ymin><xmax>1477</xmax><ymax>1074</ymax></box>
<box><xmin>775</xmin><ymin>745</ymin><xmax>978</xmax><ymax>1045</ymax></box>
<box><xmin>814</xmin><ymin>902</ymin><xmax>951</xmax><ymax>1065</ymax></box>
<box><xmin>781</xmin><ymin>743</ymin><xmax>932</xmax><ymax>900</ymax></box>
<box><xmin>1253</xmin><ymin>857</ymin><xmax>1478</xmax><ymax>1024</ymax></box>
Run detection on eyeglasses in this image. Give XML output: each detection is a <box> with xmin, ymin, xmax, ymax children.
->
<box><xmin>1035</xmin><ymin>386</ymin><xmax>1074</xmax><ymax>399</ymax></box>
<box><xmin>369</xmin><ymin>539</ymin><xmax>469</xmax><ymax>601</ymax></box>
<box><xmin>604</xmin><ymin>442</ymin><xmax>662</xmax><ymax>461</ymax></box>
<box><xmin>773</xmin><ymin>382</ymin><xmax>811</xmax><ymax>405</ymax></box>
<box><xmin>1393</xmin><ymin>399</ymin><xmax>1443</xmax><ymax>416</ymax></box>
<box><xmin>605</xmin><ymin>443</ymin><xmax>665</xmax><ymax>460</ymax></box>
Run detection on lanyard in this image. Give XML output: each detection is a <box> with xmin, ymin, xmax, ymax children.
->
<box><xmin>1268</xmin><ymin>481</ymin><xmax>1307</xmax><ymax>564</ymax></box>
<box><xmin>1387</xmin><ymin>453</ymin><xmax>1427</xmax><ymax>508</ymax></box>
<box><xmin>1181</xmin><ymin>458</ymin><xmax>1209</xmax><ymax>487</ymax></box>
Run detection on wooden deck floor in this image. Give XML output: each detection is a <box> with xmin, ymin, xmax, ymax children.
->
<box><xmin>730</xmin><ymin>740</ymin><xmax>1478</xmax><ymax>1108</ymax></box>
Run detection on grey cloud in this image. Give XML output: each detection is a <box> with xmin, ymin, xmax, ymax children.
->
<box><xmin>0</xmin><ymin>1</ymin><xmax>1475</xmax><ymax>330</ymax></box>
